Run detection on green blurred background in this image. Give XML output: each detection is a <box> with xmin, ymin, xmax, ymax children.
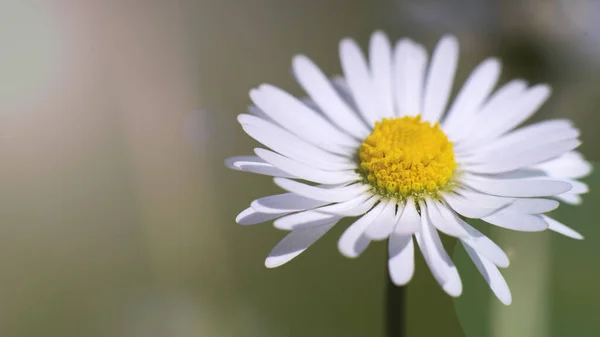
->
<box><xmin>0</xmin><ymin>0</ymin><xmax>599</xmax><ymax>336</ymax></box>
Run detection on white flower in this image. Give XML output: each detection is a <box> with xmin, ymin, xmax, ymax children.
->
<box><xmin>226</xmin><ymin>32</ymin><xmax>591</xmax><ymax>305</ymax></box>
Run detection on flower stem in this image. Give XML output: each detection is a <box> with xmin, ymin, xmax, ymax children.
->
<box><xmin>386</xmin><ymin>269</ymin><xmax>406</xmax><ymax>337</ymax></box>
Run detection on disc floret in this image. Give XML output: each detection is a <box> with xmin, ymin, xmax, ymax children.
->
<box><xmin>359</xmin><ymin>116</ymin><xmax>456</xmax><ymax>200</ymax></box>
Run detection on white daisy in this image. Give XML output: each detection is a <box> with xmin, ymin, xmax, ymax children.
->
<box><xmin>226</xmin><ymin>32</ymin><xmax>591</xmax><ymax>305</ymax></box>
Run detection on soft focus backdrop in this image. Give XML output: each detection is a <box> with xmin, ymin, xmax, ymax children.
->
<box><xmin>0</xmin><ymin>1</ymin><xmax>599</xmax><ymax>336</ymax></box>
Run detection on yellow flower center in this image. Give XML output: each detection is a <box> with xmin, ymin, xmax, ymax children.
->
<box><xmin>359</xmin><ymin>116</ymin><xmax>456</xmax><ymax>199</ymax></box>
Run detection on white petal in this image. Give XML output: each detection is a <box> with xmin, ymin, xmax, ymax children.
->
<box><xmin>454</xmin><ymin>80</ymin><xmax>528</xmax><ymax>151</ymax></box>
<box><xmin>394</xmin><ymin>198</ymin><xmax>421</xmax><ymax>235</ymax></box>
<box><xmin>251</xmin><ymin>193</ymin><xmax>330</xmax><ymax>214</ymax></box>
<box><xmin>421</xmin><ymin>35</ymin><xmax>459</xmax><ymax>123</ymax></box>
<box><xmin>457</xmin><ymin>219</ymin><xmax>510</xmax><ymax>268</ymax></box>
<box><xmin>426</xmin><ymin>200</ymin><xmax>470</xmax><ymax>237</ymax></box>
<box><xmin>482</xmin><ymin>168</ymin><xmax>546</xmax><ymax>180</ymax></box>
<box><xmin>274</xmin><ymin>210</ymin><xmax>341</xmax><ymax>230</ymax></box>
<box><xmin>459</xmin><ymin>122</ymin><xmax>579</xmax><ymax>163</ymax></box>
<box><xmin>484</xmin><ymin>84</ymin><xmax>552</xmax><ymax>138</ymax></box>
<box><xmin>364</xmin><ymin>200</ymin><xmax>397</xmax><ymax>240</ymax></box>
<box><xmin>482</xmin><ymin>211</ymin><xmax>548</xmax><ymax>232</ymax></box>
<box><xmin>225</xmin><ymin>156</ymin><xmax>295</xmax><ymax>178</ymax></box>
<box><xmin>416</xmin><ymin>207</ymin><xmax>463</xmax><ymax>297</ymax></box>
<box><xmin>394</xmin><ymin>39</ymin><xmax>428</xmax><ymax>117</ymax></box>
<box><xmin>388</xmin><ymin>234</ymin><xmax>415</xmax><ymax>286</ymax></box>
<box><xmin>542</xmin><ymin>215</ymin><xmax>584</xmax><ymax>240</ymax></box>
<box><xmin>292</xmin><ymin>55</ymin><xmax>370</xmax><ymax>138</ymax></box>
<box><xmin>239</xmin><ymin>114</ymin><xmax>356</xmax><ymax>169</ymax></box>
<box><xmin>340</xmin><ymin>38</ymin><xmax>380</xmax><ymax>126</ymax></box>
<box><xmin>463</xmin><ymin>138</ymin><xmax>581</xmax><ymax>174</ymax></box>
<box><xmin>456</xmin><ymin>188</ymin><xmax>513</xmax><ymax>209</ymax></box>
<box><xmin>561</xmin><ymin>179</ymin><xmax>588</xmax><ymax>194</ymax></box>
<box><xmin>248</xmin><ymin>104</ymin><xmax>273</xmax><ymax>121</ymax></box>
<box><xmin>274</xmin><ymin>178</ymin><xmax>369</xmax><ymax>203</ymax></box>
<box><xmin>318</xmin><ymin>193</ymin><xmax>379</xmax><ymax>216</ymax></box>
<box><xmin>462</xmin><ymin>242</ymin><xmax>512</xmax><ymax>305</ymax></box>
<box><xmin>369</xmin><ymin>31</ymin><xmax>395</xmax><ymax>118</ymax></box>
<box><xmin>338</xmin><ymin>202</ymin><xmax>385</xmax><ymax>258</ymax></box>
<box><xmin>533</xmin><ymin>151</ymin><xmax>592</xmax><ymax>179</ymax></box>
<box><xmin>501</xmin><ymin>198</ymin><xmax>559</xmax><ymax>214</ymax></box>
<box><xmin>443</xmin><ymin>58</ymin><xmax>501</xmax><ymax>138</ymax></box>
<box><xmin>236</xmin><ymin>207</ymin><xmax>287</xmax><ymax>226</ymax></box>
<box><xmin>250</xmin><ymin>85</ymin><xmax>358</xmax><ymax>154</ymax></box>
<box><xmin>414</xmin><ymin>215</ymin><xmax>445</xmax><ymax>284</ymax></box>
<box><xmin>443</xmin><ymin>192</ymin><xmax>503</xmax><ymax>218</ymax></box>
<box><xmin>330</xmin><ymin>76</ymin><xmax>359</xmax><ymax>111</ymax></box>
<box><xmin>462</xmin><ymin>119</ymin><xmax>577</xmax><ymax>158</ymax></box>
<box><xmin>556</xmin><ymin>193</ymin><xmax>583</xmax><ymax>205</ymax></box>
<box><xmin>265</xmin><ymin>221</ymin><xmax>337</xmax><ymax>268</ymax></box>
<box><xmin>460</xmin><ymin>175</ymin><xmax>572</xmax><ymax>197</ymax></box>
<box><xmin>255</xmin><ymin>149</ymin><xmax>360</xmax><ymax>185</ymax></box>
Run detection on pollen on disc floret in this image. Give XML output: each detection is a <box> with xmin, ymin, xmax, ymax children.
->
<box><xmin>359</xmin><ymin>115</ymin><xmax>457</xmax><ymax>200</ymax></box>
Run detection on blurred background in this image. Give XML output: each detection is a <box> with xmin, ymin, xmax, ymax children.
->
<box><xmin>0</xmin><ymin>0</ymin><xmax>599</xmax><ymax>336</ymax></box>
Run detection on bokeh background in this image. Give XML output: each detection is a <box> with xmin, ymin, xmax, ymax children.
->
<box><xmin>0</xmin><ymin>0</ymin><xmax>599</xmax><ymax>336</ymax></box>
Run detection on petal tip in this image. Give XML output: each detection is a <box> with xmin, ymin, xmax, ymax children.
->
<box><xmin>499</xmin><ymin>291</ymin><xmax>513</xmax><ymax>305</ymax></box>
<box><xmin>264</xmin><ymin>258</ymin><xmax>283</xmax><ymax>269</ymax></box>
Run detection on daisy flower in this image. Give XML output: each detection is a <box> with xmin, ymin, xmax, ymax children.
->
<box><xmin>226</xmin><ymin>32</ymin><xmax>591</xmax><ymax>305</ymax></box>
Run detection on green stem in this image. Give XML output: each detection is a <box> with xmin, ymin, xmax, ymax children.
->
<box><xmin>386</xmin><ymin>268</ymin><xmax>406</xmax><ymax>337</ymax></box>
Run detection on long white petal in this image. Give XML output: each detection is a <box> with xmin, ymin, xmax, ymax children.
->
<box><xmin>457</xmin><ymin>218</ymin><xmax>510</xmax><ymax>268</ymax></box>
<box><xmin>416</xmin><ymin>207</ymin><xmax>463</xmax><ymax>297</ymax></box>
<box><xmin>250</xmin><ymin>85</ymin><xmax>358</xmax><ymax>154</ymax></box>
<box><xmin>454</xmin><ymin>80</ymin><xmax>528</xmax><ymax>151</ymax></box>
<box><xmin>533</xmin><ymin>151</ymin><xmax>592</xmax><ymax>179</ymax></box>
<box><xmin>330</xmin><ymin>76</ymin><xmax>357</xmax><ymax>109</ymax></box>
<box><xmin>482</xmin><ymin>84</ymin><xmax>552</xmax><ymax>139</ymax></box>
<box><xmin>501</xmin><ymin>198</ymin><xmax>559</xmax><ymax>214</ymax></box>
<box><xmin>236</xmin><ymin>207</ymin><xmax>287</xmax><ymax>226</ymax></box>
<box><xmin>274</xmin><ymin>178</ymin><xmax>369</xmax><ymax>203</ymax></box>
<box><xmin>239</xmin><ymin>114</ymin><xmax>356</xmax><ymax>171</ymax></box>
<box><xmin>274</xmin><ymin>211</ymin><xmax>341</xmax><ymax>230</ymax></box>
<box><xmin>388</xmin><ymin>234</ymin><xmax>415</xmax><ymax>286</ymax></box>
<box><xmin>443</xmin><ymin>192</ymin><xmax>503</xmax><ymax>218</ymax></box>
<box><xmin>250</xmin><ymin>193</ymin><xmax>329</xmax><ymax>213</ymax></box>
<box><xmin>459</xmin><ymin>119</ymin><xmax>577</xmax><ymax>158</ymax></box>
<box><xmin>421</xmin><ymin>35</ymin><xmax>459</xmax><ymax>123</ymax></box>
<box><xmin>338</xmin><ymin>202</ymin><xmax>386</xmax><ymax>258</ymax></box>
<box><xmin>443</xmin><ymin>58</ymin><xmax>501</xmax><ymax>138</ymax></box>
<box><xmin>364</xmin><ymin>200</ymin><xmax>397</xmax><ymax>240</ymax></box>
<box><xmin>265</xmin><ymin>221</ymin><xmax>337</xmax><ymax>268</ymax></box>
<box><xmin>317</xmin><ymin>193</ymin><xmax>379</xmax><ymax>216</ymax></box>
<box><xmin>394</xmin><ymin>39</ymin><xmax>428</xmax><ymax>117</ymax></box>
<box><xmin>460</xmin><ymin>175</ymin><xmax>572</xmax><ymax>197</ymax></box>
<box><xmin>394</xmin><ymin>198</ymin><xmax>421</xmax><ymax>235</ymax></box>
<box><xmin>426</xmin><ymin>200</ymin><xmax>470</xmax><ymax>237</ymax></box>
<box><xmin>562</xmin><ymin>179</ymin><xmax>589</xmax><ymax>194</ymax></box>
<box><xmin>369</xmin><ymin>31</ymin><xmax>395</xmax><ymax>118</ymax></box>
<box><xmin>482</xmin><ymin>211</ymin><xmax>549</xmax><ymax>232</ymax></box>
<box><xmin>251</xmin><ymin>193</ymin><xmax>329</xmax><ymax>214</ymax></box>
<box><xmin>556</xmin><ymin>193</ymin><xmax>583</xmax><ymax>205</ymax></box>
<box><xmin>340</xmin><ymin>38</ymin><xmax>380</xmax><ymax>126</ymax></box>
<box><xmin>463</xmin><ymin>139</ymin><xmax>581</xmax><ymax>174</ymax></box>
<box><xmin>225</xmin><ymin>156</ymin><xmax>295</xmax><ymax>178</ymax></box>
<box><xmin>462</xmin><ymin>242</ymin><xmax>512</xmax><ymax>305</ymax></box>
<box><xmin>256</xmin><ymin>149</ymin><xmax>360</xmax><ymax>185</ymax></box>
<box><xmin>292</xmin><ymin>55</ymin><xmax>370</xmax><ymax>138</ymax></box>
<box><xmin>456</xmin><ymin>188</ymin><xmax>513</xmax><ymax>209</ymax></box>
<box><xmin>542</xmin><ymin>215</ymin><xmax>584</xmax><ymax>240</ymax></box>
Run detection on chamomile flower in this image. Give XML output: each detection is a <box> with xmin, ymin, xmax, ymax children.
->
<box><xmin>226</xmin><ymin>32</ymin><xmax>591</xmax><ymax>305</ymax></box>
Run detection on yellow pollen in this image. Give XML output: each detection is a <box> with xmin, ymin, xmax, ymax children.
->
<box><xmin>359</xmin><ymin>115</ymin><xmax>456</xmax><ymax>199</ymax></box>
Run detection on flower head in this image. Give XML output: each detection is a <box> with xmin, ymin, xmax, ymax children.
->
<box><xmin>226</xmin><ymin>32</ymin><xmax>591</xmax><ymax>305</ymax></box>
